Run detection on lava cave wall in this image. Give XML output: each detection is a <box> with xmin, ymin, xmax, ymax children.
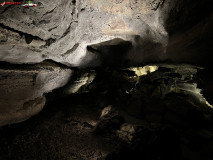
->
<box><xmin>0</xmin><ymin>0</ymin><xmax>213</xmax><ymax>126</ymax></box>
<box><xmin>0</xmin><ymin>0</ymin><xmax>212</xmax><ymax>67</ymax></box>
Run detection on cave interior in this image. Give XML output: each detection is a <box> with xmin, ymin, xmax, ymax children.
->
<box><xmin>1</xmin><ymin>0</ymin><xmax>213</xmax><ymax>160</ymax></box>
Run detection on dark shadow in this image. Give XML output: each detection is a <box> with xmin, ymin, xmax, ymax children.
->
<box><xmin>87</xmin><ymin>38</ymin><xmax>133</xmax><ymax>67</ymax></box>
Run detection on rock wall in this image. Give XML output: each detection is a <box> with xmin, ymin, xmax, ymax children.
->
<box><xmin>0</xmin><ymin>0</ymin><xmax>212</xmax><ymax>67</ymax></box>
<box><xmin>0</xmin><ymin>0</ymin><xmax>213</xmax><ymax>126</ymax></box>
<box><xmin>0</xmin><ymin>61</ymin><xmax>72</xmax><ymax>126</ymax></box>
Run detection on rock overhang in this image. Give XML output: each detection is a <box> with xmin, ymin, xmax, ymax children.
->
<box><xmin>0</xmin><ymin>0</ymin><xmax>171</xmax><ymax>67</ymax></box>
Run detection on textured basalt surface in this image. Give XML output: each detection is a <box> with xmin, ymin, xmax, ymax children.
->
<box><xmin>0</xmin><ymin>61</ymin><xmax>72</xmax><ymax>126</ymax></box>
<box><xmin>0</xmin><ymin>1</ymin><xmax>213</xmax><ymax>159</ymax></box>
<box><xmin>0</xmin><ymin>0</ymin><xmax>212</xmax><ymax>67</ymax></box>
<box><xmin>0</xmin><ymin>66</ymin><xmax>213</xmax><ymax>160</ymax></box>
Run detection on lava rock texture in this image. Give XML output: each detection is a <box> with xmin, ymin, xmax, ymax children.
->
<box><xmin>0</xmin><ymin>66</ymin><xmax>213</xmax><ymax>160</ymax></box>
<box><xmin>0</xmin><ymin>1</ymin><xmax>213</xmax><ymax>159</ymax></box>
<box><xmin>0</xmin><ymin>61</ymin><xmax>72</xmax><ymax>126</ymax></box>
<box><xmin>0</xmin><ymin>0</ymin><xmax>212</xmax><ymax>67</ymax></box>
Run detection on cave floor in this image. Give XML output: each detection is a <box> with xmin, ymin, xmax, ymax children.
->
<box><xmin>0</xmin><ymin>93</ymin><xmax>213</xmax><ymax>160</ymax></box>
<box><xmin>1</xmin><ymin>66</ymin><xmax>213</xmax><ymax>160</ymax></box>
<box><xmin>0</xmin><ymin>94</ymin><xmax>122</xmax><ymax>160</ymax></box>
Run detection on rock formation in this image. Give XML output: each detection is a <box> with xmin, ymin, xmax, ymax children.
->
<box><xmin>0</xmin><ymin>1</ymin><xmax>213</xmax><ymax>159</ymax></box>
<box><xmin>0</xmin><ymin>61</ymin><xmax>72</xmax><ymax>126</ymax></box>
<box><xmin>0</xmin><ymin>0</ymin><xmax>212</xmax><ymax>67</ymax></box>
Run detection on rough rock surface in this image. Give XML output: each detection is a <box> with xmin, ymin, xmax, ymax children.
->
<box><xmin>1</xmin><ymin>67</ymin><xmax>213</xmax><ymax>159</ymax></box>
<box><xmin>0</xmin><ymin>0</ymin><xmax>212</xmax><ymax>67</ymax></box>
<box><xmin>0</xmin><ymin>0</ymin><xmax>213</xmax><ymax>158</ymax></box>
<box><xmin>0</xmin><ymin>0</ymin><xmax>166</xmax><ymax>66</ymax></box>
<box><xmin>0</xmin><ymin>61</ymin><xmax>72</xmax><ymax>126</ymax></box>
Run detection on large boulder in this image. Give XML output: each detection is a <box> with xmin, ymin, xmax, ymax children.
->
<box><xmin>0</xmin><ymin>61</ymin><xmax>72</xmax><ymax>126</ymax></box>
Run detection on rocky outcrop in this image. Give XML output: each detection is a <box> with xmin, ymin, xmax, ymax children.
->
<box><xmin>0</xmin><ymin>61</ymin><xmax>72</xmax><ymax>126</ymax></box>
<box><xmin>0</xmin><ymin>0</ymin><xmax>212</xmax><ymax>67</ymax></box>
<box><xmin>0</xmin><ymin>0</ymin><xmax>166</xmax><ymax>66</ymax></box>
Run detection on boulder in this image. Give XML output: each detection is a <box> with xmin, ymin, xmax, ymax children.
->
<box><xmin>0</xmin><ymin>61</ymin><xmax>73</xmax><ymax>126</ymax></box>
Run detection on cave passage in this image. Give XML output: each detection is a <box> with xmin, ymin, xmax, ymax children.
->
<box><xmin>1</xmin><ymin>65</ymin><xmax>213</xmax><ymax>160</ymax></box>
<box><xmin>1</xmin><ymin>0</ymin><xmax>213</xmax><ymax>160</ymax></box>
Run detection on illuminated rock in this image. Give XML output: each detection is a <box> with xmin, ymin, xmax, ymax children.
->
<box><xmin>0</xmin><ymin>0</ymin><xmax>212</xmax><ymax>67</ymax></box>
<box><xmin>0</xmin><ymin>61</ymin><xmax>72</xmax><ymax>126</ymax></box>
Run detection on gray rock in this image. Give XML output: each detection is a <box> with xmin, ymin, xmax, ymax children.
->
<box><xmin>0</xmin><ymin>62</ymin><xmax>73</xmax><ymax>126</ymax></box>
<box><xmin>95</xmin><ymin>105</ymin><xmax>125</xmax><ymax>133</ymax></box>
<box><xmin>1</xmin><ymin>0</ymin><xmax>212</xmax><ymax>67</ymax></box>
<box><xmin>116</xmin><ymin>123</ymin><xmax>136</xmax><ymax>143</ymax></box>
